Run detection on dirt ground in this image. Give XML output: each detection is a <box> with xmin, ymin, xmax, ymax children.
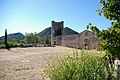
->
<box><xmin>0</xmin><ymin>46</ymin><xmax>76</xmax><ymax>80</ymax></box>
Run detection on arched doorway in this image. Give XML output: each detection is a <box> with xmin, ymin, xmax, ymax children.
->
<box><xmin>54</xmin><ymin>41</ymin><xmax>56</xmax><ymax>45</ymax></box>
<box><xmin>84</xmin><ymin>39</ymin><xmax>89</xmax><ymax>50</ymax></box>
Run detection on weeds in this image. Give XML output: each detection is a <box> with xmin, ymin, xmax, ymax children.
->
<box><xmin>41</xmin><ymin>50</ymin><xmax>115</xmax><ymax>80</ymax></box>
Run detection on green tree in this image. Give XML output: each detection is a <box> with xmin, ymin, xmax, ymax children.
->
<box><xmin>24</xmin><ymin>33</ymin><xmax>41</xmax><ymax>45</ymax></box>
<box><xmin>97</xmin><ymin>0</ymin><xmax>120</xmax><ymax>21</ymax></box>
<box><xmin>5</xmin><ymin>29</ymin><xmax>9</xmax><ymax>50</ymax></box>
<box><xmin>87</xmin><ymin>0</ymin><xmax>120</xmax><ymax>59</ymax></box>
<box><xmin>45</xmin><ymin>36</ymin><xmax>50</xmax><ymax>45</ymax></box>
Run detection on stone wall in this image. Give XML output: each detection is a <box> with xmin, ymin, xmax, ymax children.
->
<box><xmin>51</xmin><ymin>21</ymin><xmax>100</xmax><ymax>49</ymax></box>
<box><xmin>53</xmin><ymin>36</ymin><xmax>63</xmax><ymax>45</ymax></box>
<box><xmin>62</xmin><ymin>35</ymin><xmax>78</xmax><ymax>48</ymax></box>
<box><xmin>52</xmin><ymin>30</ymin><xmax>100</xmax><ymax>49</ymax></box>
<box><xmin>78</xmin><ymin>30</ymin><xmax>99</xmax><ymax>49</ymax></box>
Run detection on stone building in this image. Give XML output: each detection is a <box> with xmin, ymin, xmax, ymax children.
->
<box><xmin>51</xmin><ymin>21</ymin><xmax>100</xmax><ymax>49</ymax></box>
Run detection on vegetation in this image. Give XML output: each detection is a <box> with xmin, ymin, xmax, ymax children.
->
<box><xmin>87</xmin><ymin>0</ymin><xmax>120</xmax><ymax>59</ymax></box>
<box><xmin>45</xmin><ymin>36</ymin><xmax>51</xmax><ymax>45</ymax></box>
<box><xmin>0</xmin><ymin>33</ymin><xmax>24</xmax><ymax>44</ymax></box>
<box><xmin>0</xmin><ymin>32</ymin><xmax>50</xmax><ymax>48</ymax></box>
<box><xmin>24</xmin><ymin>33</ymin><xmax>40</xmax><ymax>44</ymax></box>
<box><xmin>5</xmin><ymin>29</ymin><xmax>10</xmax><ymax>50</ymax></box>
<box><xmin>24</xmin><ymin>32</ymin><xmax>50</xmax><ymax>45</ymax></box>
<box><xmin>0</xmin><ymin>26</ymin><xmax>79</xmax><ymax>48</ymax></box>
<box><xmin>41</xmin><ymin>0</ymin><xmax>120</xmax><ymax>79</ymax></box>
<box><xmin>8</xmin><ymin>42</ymin><xmax>18</xmax><ymax>48</ymax></box>
<box><xmin>5</xmin><ymin>29</ymin><xmax>7</xmax><ymax>48</ymax></box>
<box><xmin>8</xmin><ymin>36</ymin><xmax>25</xmax><ymax>43</ymax></box>
<box><xmin>41</xmin><ymin>50</ymin><xmax>114</xmax><ymax>80</ymax></box>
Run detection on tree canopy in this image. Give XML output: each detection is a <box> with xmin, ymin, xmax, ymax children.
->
<box><xmin>25</xmin><ymin>33</ymin><xmax>41</xmax><ymax>44</ymax></box>
<box><xmin>97</xmin><ymin>0</ymin><xmax>120</xmax><ymax>22</ymax></box>
<box><xmin>87</xmin><ymin>0</ymin><xmax>120</xmax><ymax>59</ymax></box>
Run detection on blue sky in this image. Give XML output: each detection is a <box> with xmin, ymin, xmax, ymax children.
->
<box><xmin>0</xmin><ymin>0</ymin><xmax>111</xmax><ymax>36</ymax></box>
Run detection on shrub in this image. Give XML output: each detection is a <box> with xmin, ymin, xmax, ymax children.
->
<box><xmin>41</xmin><ymin>50</ymin><xmax>114</xmax><ymax>80</ymax></box>
<box><xmin>8</xmin><ymin>42</ymin><xmax>18</xmax><ymax>48</ymax></box>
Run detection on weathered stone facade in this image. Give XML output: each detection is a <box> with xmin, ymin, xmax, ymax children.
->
<box><xmin>51</xmin><ymin>21</ymin><xmax>64</xmax><ymax>45</ymax></box>
<box><xmin>51</xmin><ymin>21</ymin><xmax>100</xmax><ymax>49</ymax></box>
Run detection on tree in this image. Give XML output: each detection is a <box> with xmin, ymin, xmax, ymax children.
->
<box><xmin>5</xmin><ymin>29</ymin><xmax>9</xmax><ymax>50</ymax></box>
<box><xmin>97</xmin><ymin>0</ymin><xmax>120</xmax><ymax>22</ymax></box>
<box><xmin>87</xmin><ymin>0</ymin><xmax>120</xmax><ymax>59</ymax></box>
<box><xmin>24</xmin><ymin>33</ymin><xmax>41</xmax><ymax>45</ymax></box>
<box><xmin>45</xmin><ymin>36</ymin><xmax>50</xmax><ymax>45</ymax></box>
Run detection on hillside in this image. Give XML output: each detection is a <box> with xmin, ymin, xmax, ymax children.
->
<box><xmin>0</xmin><ymin>32</ymin><xmax>24</xmax><ymax>44</ymax></box>
<box><xmin>64</xmin><ymin>27</ymin><xmax>79</xmax><ymax>35</ymax></box>
<box><xmin>0</xmin><ymin>28</ymin><xmax>79</xmax><ymax>44</ymax></box>
<box><xmin>8</xmin><ymin>32</ymin><xmax>24</xmax><ymax>37</ymax></box>
<box><xmin>38</xmin><ymin>27</ymin><xmax>51</xmax><ymax>38</ymax></box>
<box><xmin>38</xmin><ymin>27</ymin><xmax>79</xmax><ymax>38</ymax></box>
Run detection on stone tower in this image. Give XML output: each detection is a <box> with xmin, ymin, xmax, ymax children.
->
<box><xmin>51</xmin><ymin>21</ymin><xmax>64</xmax><ymax>45</ymax></box>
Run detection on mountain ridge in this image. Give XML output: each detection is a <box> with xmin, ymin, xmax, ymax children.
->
<box><xmin>38</xmin><ymin>27</ymin><xmax>79</xmax><ymax>38</ymax></box>
<box><xmin>0</xmin><ymin>32</ymin><xmax>24</xmax><ymax>37</ymax></box>
<box><xmin>8</xmin><ymin>32</ymin><xmax>24</xmax><ymax>37</ymax></box>
<box><xmin>0</xmin><ymin>27</ymin><xmax>79</xmax><ymax>38</ymax></box>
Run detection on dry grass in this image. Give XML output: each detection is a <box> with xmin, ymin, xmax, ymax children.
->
<box><xmin>0</xmin><ymin>46</ymin><xmax>76</xmax><ymax>80</ymax></box>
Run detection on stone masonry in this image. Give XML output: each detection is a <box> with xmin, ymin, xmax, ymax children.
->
<box><xmin>51</xmin><ymin>21</ymin><xmax>100</xmax><ymax>49</ymax></box>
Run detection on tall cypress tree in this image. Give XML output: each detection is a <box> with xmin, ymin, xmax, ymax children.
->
<box><xmin>5</xmin><ymin>29</ymin><xmax>9</xmax><ymax>50</ymax></box>
<box><xmin>5</xmin><ymin>29</ymin><xmax>7</xmax><ymax>47</ymax></box>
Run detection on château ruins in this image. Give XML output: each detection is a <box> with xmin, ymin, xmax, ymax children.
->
<box><xmin>51</xmin><ymin>21</ymin><xmax>100</xmax><ymax>49</ymax></box>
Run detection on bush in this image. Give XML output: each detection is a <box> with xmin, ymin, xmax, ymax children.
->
<box><xmin>41</xmin><ymin>50</ymin><xmax>114</xmax><ymax>80</ymax></box>
<box><xmin>8</xmin><ymin>42</ymin><xmax>18</xmax><ymax>48</ymax></box>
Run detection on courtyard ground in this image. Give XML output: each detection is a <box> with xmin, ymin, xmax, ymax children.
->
<box><xmin>0</xmin><ymin>46</ymin><xmax>77</xmax><ymax>80</ymax></box>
